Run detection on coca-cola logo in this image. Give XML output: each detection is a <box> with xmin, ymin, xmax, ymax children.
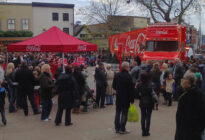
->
<box><xmin>125</xmin><ymin>33</ymin><xmax>145</xmax><ymax>54</ymax></box>
<box><xmin>114</xmin><ymin>38</ymin><xmax>119</xmax><ymax>49</ymax></box>
<box><xmin>26</xmin><ymin>45</ymin><xmax>41</xmax><ymax>52</ymax></box>
<box><xmin>78</xmin><ymin>45</ymin><xmax>87</xmax><ymax>51</ymax></box>
<box><xmin>156</xmin><ymin>30</ymin><xmax>168</xmax><ymax>35</ymax></box>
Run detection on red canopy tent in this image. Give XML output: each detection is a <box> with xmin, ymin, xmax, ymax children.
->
<box><xmin>7</xmin><ymin>26</ymin><xmax>97</xmax><ymax>72</ymax></box>
<box><xmin>7</xmin><ymin>26</ymin><xmax>97</xmax><ymax>52</ymax></box>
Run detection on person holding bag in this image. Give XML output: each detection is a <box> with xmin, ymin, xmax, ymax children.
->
<box><xmin>136</xmin><ymin>72</ymin><xmax>155</xmax><ymax>137</ymax></box>
<box><xmin>113</xmin><ymin>62</ymin><xmax>135</xmax><ymax>134</ymax></box>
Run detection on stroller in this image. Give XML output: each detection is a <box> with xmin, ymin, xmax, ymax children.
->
<box><xmin>81</xmin><ymin>86</ymin><xmax>97</xmax><ymax>112</ymax></box>
<box><xmin>86</xmin><ymin>89</ymin><xmax>98</xmax><ymax>108</ymax></box>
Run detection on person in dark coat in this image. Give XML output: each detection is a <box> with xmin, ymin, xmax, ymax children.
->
<box><xmin>135</xmin><ymin>55</ymin><xmax>141</xmax><ymax>66</ymax></box>
<box><xmin>54</xmin><ymin>66</ymin><xmax>62</xmax><ymax>80</ymax></box>
<box><xmin>72</xmin><ymin>66</ymin><xmax>86</xmax><ymax>113</ymax></box>
<box><xmin>113</xmin><ymin>61</ymin><xmax>135</xmax><ymax>134</ymax></box>
<box><xmin>94</xmin><ymin>62</ymin><xmax>107</xmax><ymax>108</ymax></box>
<box><xmin>136</xmin><ymin>72</ymin><xmax>155</xmax><ymax>136</ymax></box>
<box><xmin>0</xmin><ymin>86</ymin><xmax>6</xmax><ymax>125</ymax></box>
<box><xmin>173</xmin><ymin>58</ymin><xmax>185</xmax><ymax>100</ymax></box>
<box><xmin>150</xmin><ymin>63</ymin><xmax>161</xmax><ymax>110</ymax></box>
<box><xmin>5</xmin><ymin>62</ymin><xmax>17</xmax><ymax>113</ymax></box>
<box><xmin>15</xmin><ymin>61</ymin><xmax>38</xmax><ymax>116</ymax></box>
<box><xmin>55</xmin><ymin>66</ymin><xmax>79</xmax><ymax>126</ymax></box>
<box><xmin>39</xmin><ymin>64</ymin><xmax>54</xmax><ymax>121</ymax></box>
<box><xmin>175</xmin><ymin>73</ymin><xmax>205</xmax><ymax>140</ymax></box>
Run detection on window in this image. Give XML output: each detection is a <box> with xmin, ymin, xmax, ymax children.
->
<box><xmin>52</xmin><ymin>13</ymin><xmax>59</xmax><ymax>21</ymax></box>
<box><xmin>146</xmin><ymin>41</ymin><xmax>178</xmax><ymax>52</ymax></box>
<box><xmin>22</xmin><ymin>19</ymin><xmax>29</xmax><ymax>30</ymax></box>
<box><xmin>63</xmin><ymin>28</ymin><xmax>69</xmax><ymax>34</ymax></box>
<box><xmin>7</xmin><ymin>19</ymin><xmax>15</xmax><ymax>30</ymax></box>
<box><xmin>63</xmin><ymin>13</ymin><xmax>69</xmax><ymax>21</ymax></box>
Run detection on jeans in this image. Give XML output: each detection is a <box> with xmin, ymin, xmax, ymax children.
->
<box><xmin>114</xmin><ymin>106</ymin><xmax>129</xmax><ymax>132</ymax></box>
<box><xmin>41</xmin><ymin>99</ymin><xmax>53</xmax><ymax>120</ymax></box>
<box><xmin>0</xmin><ymin>108</ymin><xmax>6</xmax><ymax>124</ymax></box>
<box><xmin>106</xmin><ymin>95</ymin><xmax>113</xmax><ymax>105</ymax></box>
<box><xmin>55</xmin><ymin>107</ymin><xmax>71</xmax><ymax>125</ymax></box>
<box><xmin>21</xmin><ymin>93</ymin><xmax>38</xmax><ymax>115</ymax></box>
<box><xmin>8</xmin><ymin>85</ymin><xmax>16</xmax><ymax>112</ymax></box>
<box><xmin>96</xmin><ymin>86</ymin><xmax>106</xmax><ymax>107</ymax></box>
<box><xmin>140</xmin><ymin>107</ymin><xmax>152</xmax><ymax>134</ymax></box>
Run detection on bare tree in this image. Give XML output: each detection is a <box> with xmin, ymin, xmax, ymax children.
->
<box><xmin>77</xmin><ymin>0</ymin><xmax>131</xmax><ymax>24</ymax></box>
<box><xmin>133</xmin><ymin>0</ymin><xmax>198</xmax><ymax>23</ymax></box>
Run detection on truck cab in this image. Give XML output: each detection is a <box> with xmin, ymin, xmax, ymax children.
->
<box><xmin>143</xmin><ymin>23</ymin><xmax>187</xmax><ymax>62</ymax></box>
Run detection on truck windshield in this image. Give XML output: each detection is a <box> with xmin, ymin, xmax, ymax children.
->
<box><xmin>145</xmin><ymin>41</ymin><xmax>178</xmax><ymax>52</ymax></box>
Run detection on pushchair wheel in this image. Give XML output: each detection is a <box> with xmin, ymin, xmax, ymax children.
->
<box><xmin>93</xmin><ymin>102</ymin><xmax>98</xmax><ymax>109</ymax></box>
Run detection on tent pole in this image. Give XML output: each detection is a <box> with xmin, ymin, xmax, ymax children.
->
<box><xmin>62</xmin><ymin>52</ymin><xmax>65</xmax><ymax>73</ymax></box>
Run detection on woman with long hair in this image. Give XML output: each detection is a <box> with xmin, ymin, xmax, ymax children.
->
<box><xmin>5</xmin><ymin>62</ymin><xmax>16</xmax><ymax>113</ymax></box>
<box><xmin>136</xmin><ymin>72</ymin><xmax>155</xmax><ymax>136</ymax></box>
<box><xmin>39</xmin><ymin>64</ymin><xmax>54</xmax><ymax>121</ymax></box>
<box><xmin>150</xmin><ymin>63</ymin><xmax>161</xmax><ymax>110</ymax></box>
<box><xmin>160</xmin><ymin>63</ymin><xmax>169</xmax><ymax>105</ymax></box>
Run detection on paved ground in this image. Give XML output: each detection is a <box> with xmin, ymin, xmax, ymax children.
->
<box><xmin>0</xmin><ymin>67</ymin><xmax>177</xmax><ymax>140</ymax></box>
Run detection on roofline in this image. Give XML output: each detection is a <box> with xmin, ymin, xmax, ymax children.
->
<box><xmin>32</xmin><ymin>2</ymin><xmax>74</xmax><ymax>8</ymax></box>
<box><xmin>0</xmin><ymin>2</ymin><xmax>75</xmax><ymax>8</ymax></box>
<box><xmin>107</xmin><ymin>15</ymin><xmax>150</xmax><ymax>19</ymax></box>
<box><xmin>74</xmin><ymin>25</ymin><xmax>85</xmax><ymax>36</ymax></box>
<box><xmin>0</xmin><ymin>2</ymin><xmax>31</xmax><ymax>6</ymax></box>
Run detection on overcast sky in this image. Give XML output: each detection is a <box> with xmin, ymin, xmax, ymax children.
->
<box><xmin>5</xmin><ymin>0</ymin><xmax>205</xmax><ymax>34</ymax></box>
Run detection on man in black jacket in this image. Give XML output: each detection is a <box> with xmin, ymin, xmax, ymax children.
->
<box><xmin>113</xmin><ymin>61</ymin><xmax>135</xmax><ymax>134</ymax></box>
<box><xmin>173</xmin><ymin>58</ymin><xmax>184</xmax><ymax>100</ymax></box>
<box><xmin>175</xmin><ymin>73</ymin><xmax>205</xmax><ymax>140</ymax></box>
<box><xmin>94</xmin><ymin>62</ymin><xmax>107</xmax><ymax>108</ymax></box>
<box><xmin>15</xmin><ymin>61</ymin><xmax>38</xmax><ymax>116</ymax></box>
<box><xmin>55</xmin><ymin>66</ymin><xmax>80</xmax><ymax>126</ymax></box>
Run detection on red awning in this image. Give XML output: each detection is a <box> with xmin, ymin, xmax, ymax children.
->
<box><xmin>7</xmin><ymin>26</ymin><xmax>97</xmax><ymax>52</ymax></box>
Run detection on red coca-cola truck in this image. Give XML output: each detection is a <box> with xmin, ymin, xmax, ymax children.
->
<box><xmin>109</xmin><ymin>23</ymin><xmax>188</xmax><ymax>62</ymax></box>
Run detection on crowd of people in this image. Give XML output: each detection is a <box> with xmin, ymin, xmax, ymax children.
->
<box><xmin>111</xmin><ymin>56</ymin><xmax>205</xmax><ymax>139</ymax></box>
<box><xmin>0</xmin><ymin>52</ymin><xmax>113</xmax><ymax>126</ymax></box>
<box><xmin>0</xmin><ymin>52</ymin><xmax>204</xmax><ymax>140</ymax></box>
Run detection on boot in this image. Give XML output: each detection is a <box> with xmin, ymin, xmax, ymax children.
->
<box><xmin>155</xmin><ymin>104</ymin><xmax>158</xmax><ymax>110</ymax></box>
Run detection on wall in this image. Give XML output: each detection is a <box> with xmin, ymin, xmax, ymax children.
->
<box><xmin>133</xmin><ymin>17</ymin><xmax>149</xmax><ymax>29</ymax></box>
<box><xmin>0</xmin><ymin>4</ymin><xmax>33</xmax><ymax>31</ymax></box>
<box><xmin>32</xmin><ymin>6</ymin><xmax>74</xmax><ymax>36</ymax></box>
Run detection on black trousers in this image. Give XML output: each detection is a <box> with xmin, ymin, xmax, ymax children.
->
<box><xmin>21</xmin><ymin>93</ymin><xmax>38</xmax><ymax>115</ymax></box>
<box><xmin>96</xmin><ymin>86</ymin><xmax>106</xmax><ymax>107</ymax></box>
<box><xmin>140</xmin><ymin>107</ymin><xmax>152</xmax><ymax>134</ymax></box>
<box><xmin>114</xmin><ymin>106</ymin><xmax>129</xmax><ymax>132</ymax></box>
<box><xmin>55</xmin><ymin>106</ymin><xmax>71</xmax><ymax>125</ymax></box>
<box><xmin>166</xmin><ymin>92</ymin><xmax>172</xmax><ymax>106</ymax></box>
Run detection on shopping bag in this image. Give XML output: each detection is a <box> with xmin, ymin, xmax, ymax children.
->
<box><xmin>127</xmin><ymin>104</ymin><xmax>139</xmax><ymax>122</ymax></box>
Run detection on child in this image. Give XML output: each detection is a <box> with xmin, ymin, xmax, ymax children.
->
<box><xmin>0</xmin><ymin>86</ymin><xmax>6</xmax><ymax>125</ymax></box>
<box><xmin>165</xmin><ymin>73</ymin><xmax>175</xmax><ymax>106</ymax></box>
